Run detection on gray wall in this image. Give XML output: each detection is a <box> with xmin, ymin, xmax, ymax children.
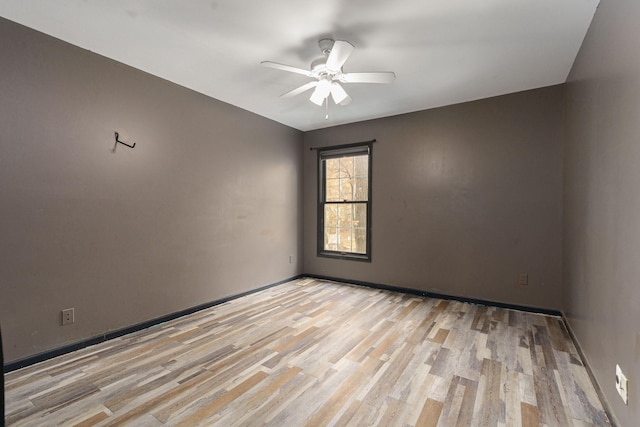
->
<box><xmin>564</xmin><ymin>0</ymin><xmax>640</xmax><ymax>424</ymax></box>
<box><xmin>303</xmin><ymin>86</ymin><xmax>564</xmax><ymax>310</ymax></box>
<box><xmin>0</xmin><ymin>18</ymin><xmax>303</xmax><ymax>363</ymax></box>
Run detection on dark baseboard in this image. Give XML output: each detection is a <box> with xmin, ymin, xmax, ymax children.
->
<box><xmin>4</xmin><ymin>275</ymin><xmax>303</xmax><ymax>373</ymax></box>
<box><xmin>4</xmin><ymin>273</ymin><xmax>562</xmax><ymax>373</ymax></box>
<box><xmin>561</xmin><ymin>314</ymin><xmax>619</xmax><ymax>427</ymax></box>
<box><xmin>304</xmin><ymin>274</ymin><xmax>563</xmax><ymax>316</ymax></box>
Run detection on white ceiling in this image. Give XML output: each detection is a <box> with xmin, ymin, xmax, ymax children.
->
<box><xmin>0</xmin><ymin>0</ymin><xmax>598</xmax><ymax>131</ymax></box>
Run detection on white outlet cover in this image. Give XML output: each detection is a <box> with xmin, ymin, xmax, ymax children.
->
<box><xmin>616</xmin><ymin>364</ymin><xmax>628</xmax><ymax>405</ymax></box>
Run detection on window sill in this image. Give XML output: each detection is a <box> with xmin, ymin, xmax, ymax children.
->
<box><xmin>318</xmin><ymin>251</ymin><xmax>371</xmax><ymax>262</ymax></box>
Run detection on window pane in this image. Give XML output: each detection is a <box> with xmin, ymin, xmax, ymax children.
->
<box><xmin>354</xmin><ymin>203</ymin><xmax>367</xmax><ymax>227</ymax></box>
<box><xmin>338</xmin><ymin>228</ymin><xmax>352</xmax><ymax>252</ymax></box>
<box><xmin>337</xmin><ymin>204</ymin><xmax>354</xmax><ymax>227</ymax></box>
<box><xmin>354</xmin><ymin>155</ymin><xmax>368</xmax><ymax>177</ymax></box>
<box><xmin>324</xmin><ymin>227</ymin><xmax>338</xmax><ymax>251</ymax></box>
<box><xmin>339</xmin><ymin>157</ymin><xmax>354</xmax><ymax>178</ymax></box>
<box><xmin>327</xmin><ymin>203</ymin><xmax>367</xmax><ymax>253</ymax></box>
<box><xmin>353</xmin><ymin>228</ymin><xmax>367</xmax><ymax>254</ymax></box>
<box><xmin>354</xmin><ymin>177</ymin><xmax>368</xmax><ymax>201</ymax></box>
<box><xmin>326</xmin><ymin>178</ymin><xmax>340</xmax><ymax>201</ymax></box>
<box><xmin>325</xmin><ymin>158</ymin><xmax>340</xmax><ymax>179</ymax></box>
<box><xmin>324</xmin><ymin>204</ymin><xmax>338</xmax><ymax>227</ymax></box>
<box><xmin>340</xmin><ymin>179</ymin><xmax>355</xmax><ymax>201</ymax></box>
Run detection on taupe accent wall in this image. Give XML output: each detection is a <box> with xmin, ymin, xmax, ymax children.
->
<box><xmin>0</xmin><ymin>18</ymin><xmax>303</xmax><ymax>363</ymax></box>
<box><xmin>303</xmin><ymin>87</ymin><xmax>564</xmax><ymax>310</ymax></box>
<box><xmin>564</xmin><ymin>0</ymin><xmax>640</xmax><ymax>424</ymax></box>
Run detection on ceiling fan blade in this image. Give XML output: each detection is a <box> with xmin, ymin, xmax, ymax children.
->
<box><xmin>341</xmin><ymin>72</ymin><xmax>396</xmax><ymax>84</ymax></box>
<box><xmin>330</xmin><ymin>82</ymin><xmax>351</xmax><ymax>105</ymax></box>
<box><xmin>339</xmin><ymin>94</ymin><xmax>352</xmax><ymax>106</ymax></box>
<box><xmin>281</xmin><ymin>81</ymin><xmax>318</xmax><ymax>98</ymax></box>
<box><xmin>326</xmin><ymin>40</ymin><xmax>354</xmax><ymax>72</ymax></box>
<box><xmin>261</xmin><ymin>61</ymin><xmax>312</xmax><ymax>77</ymax></box>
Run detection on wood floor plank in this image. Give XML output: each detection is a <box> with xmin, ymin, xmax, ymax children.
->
<box><xmin>304</xmin><ymin>356</ymin><xmax>383</xmax><ymax>426</ymax></box>
<box><xmin>521</xmin><ymin>402</ymin><xmax>540</xmax><ymax>427</ymax></box>
<box><xmin>475</xmin><ymin>358</ymin><xmax>503</xmax><ymax>426</ymax></box>
<box><xmin>504</xmin><ymin>369</ymin><xmax>522</xmax><ymax>426</ymax></box>
<box><xmin>455</xmin><ymin>377</ymin><xmax>478</xmax><ymax>427</ymax></box>
<box><xmin>5</xmin><ymin>278</ymin><xmax>611</xmax><ymax>426</ymax></box>
<box><xmin>225</xmin><ymin>370</ymin><xmax>317</xmax><ymax>426</ymax></box>
<box><xmin>533</xmin><ymin>365</ymin><xmax>570</xmax><ymax>426</ymax></box>
<box><xmin>175</xmin><ymin>370</ymin><xmax>269</xmax><ymax>426</ymax></box>
<box><xmin>438</xmin><ymin>375</ymin><xmax>465</xmax><ymax>426</ymax></box>
<box><xmin>264</xmin><ymin>359</ymin><xmax>358</xmax><ymax>426</ymax></box>
<box><xmin>416</xmin><ymin>398</ymin><xmax>443</xmax><ymax>427</ymax></box>
<box><xmin>71</xmin><ymin>410</ymin><xmax>110</xmax><ymax>427</ymax></box>
<box><xmin>377</xmin><ymin>397</ymin><xmax>410</xmax><ymax>427</ymax></box>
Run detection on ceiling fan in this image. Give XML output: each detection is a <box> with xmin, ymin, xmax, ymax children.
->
<box><xmin>261</xmin><ymin>38</ymin><xmax>396</xmax><ymax>107</ymax></box>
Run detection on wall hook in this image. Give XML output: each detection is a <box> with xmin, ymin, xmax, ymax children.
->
<box><xmin>112</xmin><ymin>131</ymin><xmax>136</xmax><ymax>152</ymax></box>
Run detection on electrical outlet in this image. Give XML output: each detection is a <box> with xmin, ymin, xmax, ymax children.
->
<box><xmin>518</xmin><ymin>273</ymin><xmax>529</xmax><ymax>286</ymax></box>
<box><xmin>289</xmin><ymin>255</ymin><xmax>294</xmax><ymax>264</ymax></box>
<box><xmin>616</xmin><ymin>364</ymin><xmax>628</xmax><ymax>404</ymax></box>
<box><xmin>61</xmin><ymin>308</ymin><xmax>75</xmax><ymax>326</ymax></box>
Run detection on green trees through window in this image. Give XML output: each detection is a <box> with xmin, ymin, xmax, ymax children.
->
<box><xmin>318</xmin><ymin>143</ymin><xmax>372</xmax><ymax>261</ymax></box>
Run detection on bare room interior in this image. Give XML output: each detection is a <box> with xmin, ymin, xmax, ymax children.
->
<box><xmin>0</xmin><ymin>0</ymin><xmax>638</xmax><ymax>426</ymax></box>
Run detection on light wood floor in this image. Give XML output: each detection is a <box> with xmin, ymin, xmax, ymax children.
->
<box><xmin>5</xmin><ymin>278</ymin><xmax>609</xmax><ymax>426</ymax></box>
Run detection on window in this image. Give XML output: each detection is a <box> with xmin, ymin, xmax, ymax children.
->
<box><xmin>318</xmin><ymin>142</ymin><xmax>372</xmax><ymax>261</ymax></box>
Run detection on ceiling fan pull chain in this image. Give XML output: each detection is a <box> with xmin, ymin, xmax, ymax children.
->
<box><xmin>325</xmin><ymin>97</ymin><xmax>329</xmax><ymax>120</ymax></box>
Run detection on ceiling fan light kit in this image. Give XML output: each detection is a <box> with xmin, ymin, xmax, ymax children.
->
<box><xmin>262</xmin><ymin>38</ymin><xmax>396</xmax><ymax>108</ymax></box>
<box><xmin>310</xmin><ymin>78</ymin><xmax>331</xmax><ymax>105</ymax></box>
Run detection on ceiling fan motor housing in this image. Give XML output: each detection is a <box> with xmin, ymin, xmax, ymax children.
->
<box><xmin>318</xmin><ymin>38</ymin><xmax>335</xmax><ymax>55</ymax></box>
<box><xmin>310</xmin><ymin>57</ymin><xmax>328</xmax><ymax>73</ymax></box>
